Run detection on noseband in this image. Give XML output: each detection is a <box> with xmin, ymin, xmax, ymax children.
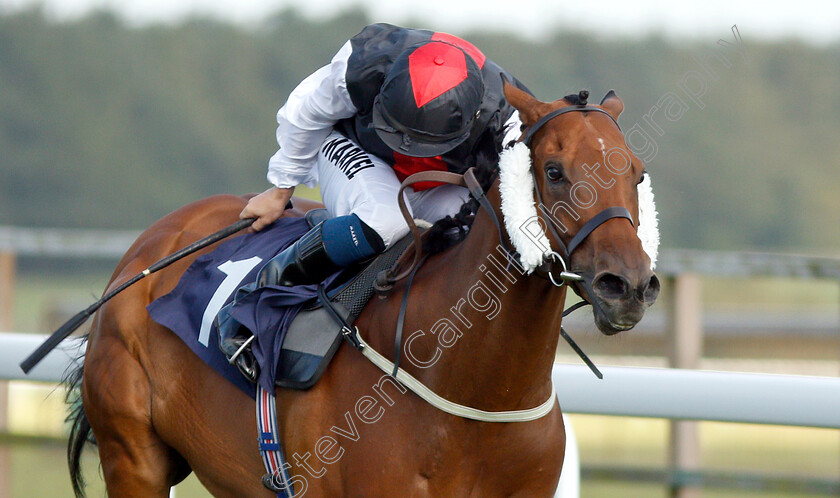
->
<box><xmin>521</xmin><ymin>104</ymin><xmax>633</xmax><ymax>285</ymax></box>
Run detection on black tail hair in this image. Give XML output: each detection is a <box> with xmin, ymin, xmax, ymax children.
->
<box><xmin>63</xmin><ymin>334</ymin><xmax>95</xmax><ymax>498</ymax></box>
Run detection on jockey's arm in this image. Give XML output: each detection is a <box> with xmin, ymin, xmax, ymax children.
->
<box><xmin>501</xmin><ymin>110</ymin><xmax>524</xmax><ymax>148</ymax></box>
<box><xmin>240</xmin><ymin>186</ymin><xmax>295</xmax><ymax>232</ymax></box>
<box><xmin>244</xmin><ymin>41</ymin><xmax>358</xmax><ymax>229</ymax></box>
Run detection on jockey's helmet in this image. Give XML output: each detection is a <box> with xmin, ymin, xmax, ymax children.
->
<box><xmin>372</xmin><ymin>40</ymin><xmax>485</xmax><ymax>158</ymax></box>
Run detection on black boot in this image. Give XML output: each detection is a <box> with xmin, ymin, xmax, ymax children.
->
<box><xmin>216</xmin><ymin>222</ymin><xmax>342</xmax><ymax>381</ymax></box>
<box><xmin>256</xmin><ymin>221</ymin><xmax>342</xmax><ymax>287</ymax></box>
<box><xmin>217</xmin><ymin>215</ymin><xmax>386</xmax><ymax>382</ymax></box>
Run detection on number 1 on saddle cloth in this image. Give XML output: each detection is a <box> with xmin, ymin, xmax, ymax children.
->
<box><xmin>215</xmin><ymin>213</ymin><xmax>384</xmax><ymax>382</ymax></box>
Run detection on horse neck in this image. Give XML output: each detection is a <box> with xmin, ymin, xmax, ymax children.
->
<box><xmin>408</xmin><ymin>187</ymin><xmax>566</xmax><ymax>410</ymax></box>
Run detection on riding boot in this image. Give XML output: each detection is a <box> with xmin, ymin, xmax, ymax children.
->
<box><xmin>256</xmin><ymin>220</ymin><xmax>342</xmax><ymax>288</ymax></box>
<box><xmin>216</xmin><ymin>214</ymin><xmax>384</xmax><ymax>382</ymax></box>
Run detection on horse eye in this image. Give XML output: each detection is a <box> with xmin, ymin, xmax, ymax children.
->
<box><xmin>545</xmin><ymin>166</ymin><xmax>564</xmax><ymax>183</ymax></box>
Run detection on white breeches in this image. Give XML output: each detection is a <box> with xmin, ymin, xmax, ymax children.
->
<box><xmin>316</xmin><ymin>131</ymin><xmax>469</xmax><ymax>248</ymax></box>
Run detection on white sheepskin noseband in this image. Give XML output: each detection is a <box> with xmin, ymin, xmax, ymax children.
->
<box><xmin>497</xmin><ymin>142</ymin><xmax>660</xmax><ymax>272</ymax></box>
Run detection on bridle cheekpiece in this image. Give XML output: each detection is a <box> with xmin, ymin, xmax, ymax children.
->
<box><xmin>499</xmin><ymin>102</ymin><xmax>633</xmax><ymax>285</ymax></box>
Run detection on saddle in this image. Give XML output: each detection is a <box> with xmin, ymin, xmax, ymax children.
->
<box><xmin>214</xmin><ymin>209</ymin><xmax>413</xmax><ymax>390</ymax></box>
<box><xmin>273</xmin><ymin>208</ymin><xmax>415</xmax><ymax>389</ymax></box>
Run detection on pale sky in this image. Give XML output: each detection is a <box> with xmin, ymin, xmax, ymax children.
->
<box><xmin>1</xmin><ymin>0</ymin><xmax>839</xmax><ymax>44</ymax></box>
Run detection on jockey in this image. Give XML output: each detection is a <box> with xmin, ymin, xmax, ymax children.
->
<box><xmin>243</xmin><ymin>23</ymin><xmax>527</xmax><ymax>287</ymax></box>
<box><xmin>218</xmin><ymin>24</ymin><xmax>528</xmax><ymax>378</ymax></box>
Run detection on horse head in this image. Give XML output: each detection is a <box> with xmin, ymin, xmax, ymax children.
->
<box><xmin>503</xmin><ymin>83</ymin><xmax>660</xmax><ymax>335</ymax></box>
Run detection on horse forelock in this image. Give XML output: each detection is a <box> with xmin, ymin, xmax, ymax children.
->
<box><xmin>562</xmin><ymin>92</ymin><xmax>587</xmax><ymax>106</ymax></box>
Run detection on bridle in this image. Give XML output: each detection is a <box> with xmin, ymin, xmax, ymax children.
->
<box><xmin>500</xmin><ymin>102</ymin><xmax>638</xmax><ymax>379</ymax></box>
<box><xmin>369</xmin><ymin>100</ymin><xmax>638</xmax><ymax>384</ymax></box>
<box><xmin>521</xmin><ymin>104</ymin><xmax>634</xmax><ymax>291</ymax></box>
<box><xmin>374</xmin><ymin>101</ymin><xmax>634</xmax><ymax>292</ymax></box>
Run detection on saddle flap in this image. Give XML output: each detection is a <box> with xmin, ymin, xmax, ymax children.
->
<box><xmin>276</xmin><ymin>303</ymin><xmax>349</xmax><ymax>390</ymax></box>
<box><xmin>275</xmin><ymin>233</ymin><xmax>415</xmax><ymax>390</ymax></box>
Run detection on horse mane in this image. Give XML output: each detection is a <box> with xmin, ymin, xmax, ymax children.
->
<box><xmin>425</xmin><ymin>89</ymin><xmax>590</xmax><ymax>254</ymax></box>
<box><xmin>423</xmin><ymin>132</ymin><xmax>500</xmax><ymax>255</ymax></box>
<box><xmin>423</xmin><ymin>121</ymin><xmax>502</xmax><ymax>254</ymax></box>
<box><xmin>562</xmin><ymin>90</ymin><xmax>590</xmax><ymax>106</ymax></box>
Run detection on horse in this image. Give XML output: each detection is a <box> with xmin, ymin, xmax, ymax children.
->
<box><xmin>66</xmin><ymin>82</ymin><xmax>659</xmax><ymax>497</ymax></box>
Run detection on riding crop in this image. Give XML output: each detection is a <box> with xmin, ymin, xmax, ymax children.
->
<box><xmin>19</xmin><ymin>217</ymin><xmax>256</xmax><ymax>374</ymax></box>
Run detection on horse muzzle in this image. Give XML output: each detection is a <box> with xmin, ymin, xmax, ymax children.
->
<box><xmin>576</xmin><ymin>270</ymin><xmax>660</xmax><ymax>335</ymax></box>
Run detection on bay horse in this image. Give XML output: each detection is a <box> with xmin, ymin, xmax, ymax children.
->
<box><xmin>67</xmin><ymin>82</ymin><xmax>659</xmax><ymax>497</ymax></box>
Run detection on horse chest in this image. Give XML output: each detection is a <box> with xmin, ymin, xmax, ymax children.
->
<box><xmin>398</xmin><ymin>416</ymin><xmax>564</xmax><ymax>495</ymax></box>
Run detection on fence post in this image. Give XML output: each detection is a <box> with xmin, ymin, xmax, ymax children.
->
<box><xmin>0</xmin><ymin>251</ymin><xmax>14</xmax><ymax>331</ymax></box>
<box><xmin>666</xmin><ymin>273</ymin><xmax>702</xmax><ymax>498</ymax></box>
<box><xmin>0</xmin><ymin>251</ymin><xmax>15</xmax><ymax>435</ymax></box>
<box><xmin>0</xmin><ymin>251</ymin><xmax>14</xmax><ymax>498</ymax></box>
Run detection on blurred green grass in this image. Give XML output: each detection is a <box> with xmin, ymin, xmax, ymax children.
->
<box><xmin>3</xmin><ymin>438</ymin><xmax>210</xmax><ymax>497</ymax></box>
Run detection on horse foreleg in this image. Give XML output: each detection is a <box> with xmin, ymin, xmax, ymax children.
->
<box><xmin>83</xmin><ymin>335</ymin><xmax>188</xmax><ymax>497</ymax></box>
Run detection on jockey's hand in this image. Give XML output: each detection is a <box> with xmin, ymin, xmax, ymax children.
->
<box><xmin>240</xmin><ymin>186</ymin><xmax>295</xmax><ymax>231</ymax></box>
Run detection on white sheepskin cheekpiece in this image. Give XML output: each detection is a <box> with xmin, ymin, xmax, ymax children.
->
<box><xmin>498</xmin><ymin>142</ymin><xmax>660</xmax><ymax>272</ymax></box>
<box><xmin>498</xmin><ymin>142</ymin><xmax>550</xmax><ymax>273</ymax></box>
<box><xmin>637</xmin><ymin>173</ymin><xmax>660</xmax><ymax>269</ymax></box>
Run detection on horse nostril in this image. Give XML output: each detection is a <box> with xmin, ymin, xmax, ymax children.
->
<box><xmin>642</xmin><ymin>274</ymin><xmax>661</xmax><ymax>304</ymax></box>
<box><xmin>593</xmin><ymin>272</ymin><xmax>630</xmax><ymax>301</ymax></box>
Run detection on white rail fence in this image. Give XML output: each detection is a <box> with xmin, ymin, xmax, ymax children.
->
<box><xmin>4</xmin><ymin>332</ymin><xmax>840</xmax><ymax>429</ymax></box>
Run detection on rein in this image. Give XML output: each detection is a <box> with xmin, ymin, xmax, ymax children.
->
<box><xmin>373</xmin><ymin>168</ymin><xmax>512</xmax><ymax>292</ymax></box>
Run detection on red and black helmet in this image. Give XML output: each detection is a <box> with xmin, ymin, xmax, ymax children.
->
<box><xmin>372</xmin><ymin>40</ymin><xmax>485</xmax><ymax>158</ymax></box>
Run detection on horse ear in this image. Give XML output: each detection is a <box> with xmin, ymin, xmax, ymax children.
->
<box><xmin>600</xmin><ymin>90</ymin><xmax>624</xmax><ymax>120</ymax></box>
<box><xmin>502</xmin><ymin>77</ymin><xmax>542</xmax><ymax>127</ymax></box>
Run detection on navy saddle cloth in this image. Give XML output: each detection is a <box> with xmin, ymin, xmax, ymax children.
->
<box><xmin>147</xmin><ymin>213</ymin><xmax>411</xmax><ymax>396</ymax></box>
